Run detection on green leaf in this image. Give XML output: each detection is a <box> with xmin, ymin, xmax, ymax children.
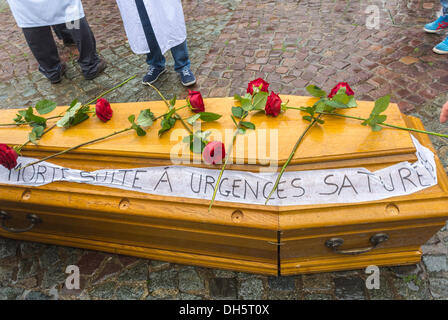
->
<box><xmin>128</xmin><ymin>114</ymin><xmax>136</xmax><ymax>124</ymax></box>
<box><xmin>190</xmin><ymin>136</ymin><xmax>206</xmax><ymax>154</ymax></box>
<box><xmin>13</xmin><ymin>114</ymin><xmax>25</xmax><ymax>124</ymax></box>
<box><xmin>69</xmin><ymin>99</ymin><xmax>79</xmax><ymax>109</ymax></box>
<box><xmin>232</xmin><ymin>107</ymin><xmax>244</xmax><ymax>119</ymax></box>
<box><xmin>252</xmin><ymin>91</ymin><xmax>269</xmax><ymax>110</ymax></box>
<box><xmin>28</xmin><ymin>126</ymin><xmax>45</xmax><ymax>145</ymax></box>
<box><xmin>372</xmin><ymin>95</ymin><xmax>390</xmax><ymax>115</ymax></box>
<box><xmin>324</xmin><ymin>99</ymin><xmax>350</xmax><ymax>109</ymax></box>
<box><xmin>241</xmin><ymin>98</ymin><xmax>253</xmax><ymax>112</ymax></box>
<box><xmin>57</xmin><ymin>102</ymin><xmax>83</xmax><ymax>128</ymax></box>
<box><xmin>158</xmin><ymin>117</ymin><xmax>177</xmax><ymax>136</ymax></box>
<box><xmin>303</xmin><ymin>115</ymin><xmax>313</xmax><ymax>122</ymax></box>
<box><xmin>331</xmin><ymin>92</ymin><xmax>350</xmax><ymax>105</ymax></box>
<box><xmin>237</xmin><ymin>128</ymin><xmax>246</xmax><ymax>135</ymax></box>
<box><xmin>35</xmin><ymin>100</ymin><xmax>57</xmax><ymax>115</ymax></box>
<box><xmin>347</xmin><ymin>96</ymin><xmax>358</xmax><ymax>108</ymax></box>
<box><xmin>198</xmin><ymin>112</ymin><xmax>222</xmax><ymax>122</ymax></box>
<box><xmin>187</xmin><ymin>113</ymin><xmax>201</xmax><ymax>125</ymax></box>
<box><xmin>306</xmin><ymin>85</ymin><xmax>327</xmax><ymax>98</ymax></box>
<box><xmin>132</xmin><ymin>123</ymin><xmax>146</xmax><ymax>136</ymax></box>
<box><xmin>240</xmin><ymin>121</ymin><xmax>255</xmax><ymax>130</ymax></box>
<box><xmin>234</xmin><ymin>94</ymin><xmax>242</xmax><ymax>102</ymax></box>
<box><xmin>137</xmin><ymin>109</ymin><xmax>154</xmax><ymax>127</ymax></box>
<box><xmin>169</xmin><ymin>95</ymin><xmax>177</xmax><ymax>107</ymax></box>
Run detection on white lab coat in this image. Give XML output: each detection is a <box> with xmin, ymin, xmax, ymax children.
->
<box><xmin>115</xmin><ymin>0</ymin><xmax>187</xmax><ymax>55</ymax></box>
<box><xmin>6</xmin><ymin>0</ymin><xmax>85</xmax><ymax>28</ymax></box>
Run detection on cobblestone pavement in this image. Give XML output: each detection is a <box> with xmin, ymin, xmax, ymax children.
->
<box><xmin>0</xmin><ymin>0</ymin><xmax>448</xmax><ymax>300</ymax></box>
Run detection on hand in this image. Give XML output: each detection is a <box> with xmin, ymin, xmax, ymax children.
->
<box><xmin>441</xmin><ymin>101</ymin><xmax>448</xmax><ymax>124</ymax></box>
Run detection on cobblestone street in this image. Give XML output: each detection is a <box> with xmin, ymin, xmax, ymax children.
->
<box><xmin>0</xmin><ymin>0</ymin><xmax>448</xmax><ymax>300</ymax></box>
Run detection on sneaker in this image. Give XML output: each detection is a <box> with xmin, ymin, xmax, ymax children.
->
<box><xmin>50</xmin><ymin>62</ymin><xmax>67</xmax><ymax>84</ymax></box>
<box><xmin>424</xmin><ymin>15</ymin><xmax>448</xmax><ymax>33</ymax></box>
<box><xmin>433</xmin><ymin>36</ymin><xmax>448</xmax><ymax>54</ymax></box>
<box><xmin>179</xmin><ymin>67</ymin><xmax>196</xmax><ymax>87</ymax></box>
<box><xmin>84</xmin><ymin>58</ymin><xmax>107</xmax><ymax>80</ymax></box>
<box><xmin>142</xmin><ymin>66</ymin><xmax>166</xmax><ymax>85</ymax></box>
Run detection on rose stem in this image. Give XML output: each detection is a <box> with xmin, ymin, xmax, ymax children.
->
<box><xmin>17</xmin><ymin>105</ymin><xmax>187</xmax><ymax>169</ymax></box>
<box><xmin>286</xmin><ymin>106</ymin><xmax>448</xmax><ymax>139</ymax></box>
<box><xmin>208</xmin><ymin>112</ymin><xmax>247</xmax><ymax>212</ymax></box>
<box><xmin>0</xmin><ymin>115</ymin><xmax>63</xmax><ymax>127</ymax></box>
<box><xmin>145</xmin><ymin>83</ymin><xmax>193</xmax><ymax>134</ymax></box>
<box><xmin>15</xmin><ymin>75</ymin><xmax>138</xmax><ymax>152</ymax></box>
<box><xmin>18</xmin><ymin>127</ymin><xmax>132</xmax><ymax>170</ymax></box>
<box><xmin>265</xmin><ymin>114</ymin><xmax>322</xmax><ymax>205</ymax></box>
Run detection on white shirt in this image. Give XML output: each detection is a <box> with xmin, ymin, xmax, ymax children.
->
<box><xmin>115</xmin><ymin>0</ymin><xmax>187</xmax><ymax>54</ymax></box>
<box><xmin>7</xmin><ymin>0</ymin><xmax>85</xmax><ymax>28</ymax></box>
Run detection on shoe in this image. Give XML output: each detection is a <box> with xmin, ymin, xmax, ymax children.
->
<box><xmin>424</xmin><ymin>15</ymin><xmax>448</xmax><ymax>33</ymax></box>
<box><xmin>84</xmin><ymin>58</ymin><xmax>107</xmax><ymax>80</ymax></box>
<box><xmin>50</xmin><ymin>62</ymin><xmax>67</xmax><ymax>84</ymax></box>
<box><xmin>142</xmin><ymin>66</ymin><xmax>166</xmax><ymax>85</ymax></box>
<box><xmin>179</xmin><ymin>67</ymin><xmax>196</xmax><ymax>87</ymax></box>
<box><xmin>433</xmin><ymin>36</ymin><xmax>448</xmax><ymax>54</ymax></box>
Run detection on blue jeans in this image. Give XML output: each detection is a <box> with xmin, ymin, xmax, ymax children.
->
<box><xmin>443</xmin><ymin>0</ymin><xmax>448</xmax><ymax>15</ymax></box>
<box><xmin>134</xmin><ymin>0</ymin><xmax>190</xmax><ymax>72</ymax></box>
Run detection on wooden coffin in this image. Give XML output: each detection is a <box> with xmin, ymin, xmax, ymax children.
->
<box><xmin>0</xmin><ymin>96</ymin><xmax>447</xmax><ymax>276</ymax></box>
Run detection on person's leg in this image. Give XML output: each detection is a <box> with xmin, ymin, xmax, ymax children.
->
<box><xmin>134</xmin><ymin>0</ymin><xmax>166</xmax><ymax>84</ymax></box>
<box><xmin>170</xmin><ymin>40</ymin><xmax>190</xmax><ymax>72</ymax></box>
<box><xmin>22</xmin><ymin>26</ymin><xmax>65</xmax><ymax>83</ymax></box>
<box><xmin>52</xmin><ymin>24</ymin><xmax>76</xmax><ymax>46</ymax></box>
<box><xmin>442</xmin><ymin>0</ymin><xmax>448</xmax><ymax>15</ymax></box>
<box><xmin>65</xmin><ymin>17</ymin><xmax>105</xmax><ymax>79</ymax></box>
<box><xmin>171</xmin><ymin>40</ymin><xmax>196</xmax><ymax>86</ymax></box>
<box><xmin>425</xmin><ymin>0</ymin><xmax>448</xmax><ymax>32</ymax></box>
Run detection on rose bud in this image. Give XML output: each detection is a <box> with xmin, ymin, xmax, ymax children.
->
<box><xmin>0</xmin><ymin>144</ymin><xmax>18</xmax><ymax>170</ymax></box>
<box><xmin>95</xmin><ymin>98</ymin><xmax>113</xmax><ymax>122</ymax></box>
<box><xmin>247</xmin><ymin>78</ymin><xmax>270</xmax><ymax>95</ymax></box>
<box><xmin>187</xmin><ymin>90</ymin><xmax>205</xmax><ymax>113</ymax></box>
<box><xmin>265</xmin><ymin>92</ymin><xmax>282</xmax><ymax>117</ymax></box>
<box><xmin>328</xmin><ymin>82</ymin><xmax>355</xmax><ymax>98</ymax></box>
<box><xmin>202</xmin><ymin>141</ymin><xmax>226</xmax><ymax>165</ymax></box>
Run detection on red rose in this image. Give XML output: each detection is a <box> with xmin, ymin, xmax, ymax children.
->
<box><xmin>0</xmin><ymin>144</ymin><xmax>18</xmax><ymax>170</ymax></box>
<box><xmin>265</xmin><ymin>92</ymin><xmax>282</xmax><ymax>117</ymax></box>
<box><xmin>188</xmin><ymin>90</ymin><xmax>205</xmax><ymax>113</ymax></box>
<box><xmin>247</xmin><ymin>78</ymin><xmax>270</xmax><ymax>95</ymax></box>
<box><xmin>202</xmin><ymin>141</ymin><xmax>225</xmax><ymax>165</ymax></box>
<box><xmin>328</xmin><ymin>82</ymin><xmax>355</xmax><ymax>98</ymax></box>
<box><xmin>95</xmin><ymin>98</ymin><xmax>113</xmax><ymax>122</ymax></box>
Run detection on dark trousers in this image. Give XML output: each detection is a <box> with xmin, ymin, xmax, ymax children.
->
<box><xmin>134</xmin><ymin>0</ymin><xmax>190</xmax><ymax>72</ymax></box>
<box><xmin>22</xmin><ymin>17</ymin><xmax>100</xmax><ymax>81</ymax></box>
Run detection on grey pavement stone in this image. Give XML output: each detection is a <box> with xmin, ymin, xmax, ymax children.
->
<box><xmin>148</xmin><ymin>269</ymin><xmax>178</xmax><ymax>297</ymax></box>
<box><xmin>239</xmin><ymin>278</ymin><xmax>264</xmax><ymax>300</ymax></box>
<box><xmin>179</xmin><ymin>267</ymin><xmax>205</xmax><ymax>293</ymax></box>
<box><xmin>117</xmin><ymin>261</ymin><xmax>148</xmax><ymax>282</ymax></box>
<box><xmin>89</xmin><ymin>282</ymin><xmax>117</xmax><ymax>300</ymax></box>
<box><xmin>0</xmin><ymin>287</ymin><xmax>24</xmax><ymax>300</ymax></box>
<box><xmin>428</xmin><ymin>278</ymin><xmax>448</xmax><ymax>299</ymax></box>
<box><xmin>116</xmin><ymin>284</ymin><xmax>146</xmax><ymax>300</ymax></box>
<box><xmin>304</xmin><ymin>293</ymin><xmax>334</xmax><ymax>300</ymax></box>
<box><xmin>267</xmin><ymin>276</ymin><xmax>296</xmax><ymax>291</ymax></box>
<box><xmin>334</xmin><ymin>276</ymin><xmax>366</xmax><ymax>300</ymax></box>
<box><xmin>423</xmin><ymin>255</ymin><xmax>448</xmax><ymax>273</ymax></box>
<box><xmin>0</xmin><ymin>238</ymin><xmax>17</xmax><ymax>259</ymax></box>
<box><xmin>209</xmin><ymin>278</ymin><xmax>237</xmax><ymax>298</ymax></box>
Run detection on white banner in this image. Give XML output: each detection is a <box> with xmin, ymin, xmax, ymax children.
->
<box><xmin>0</xmin><ymin>136</ymin><xmax>438</xmax><ymax>206</ymax></box>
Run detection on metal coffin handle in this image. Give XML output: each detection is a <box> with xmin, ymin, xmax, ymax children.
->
<box><xmin>325</xmin><ymin>233</ymin><xmax>389</xmax><ymax>255</ymax></box>
<box><xmin>0</xmin><ymin>210</ymin><xmax>42</xmax><ymax>233</ymax></box>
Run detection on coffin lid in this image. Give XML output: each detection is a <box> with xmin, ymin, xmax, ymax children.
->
<box><xmin>0</xmin><ymin>96</ymin><xmax>418</xmax><ymax>171</ymax></box>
